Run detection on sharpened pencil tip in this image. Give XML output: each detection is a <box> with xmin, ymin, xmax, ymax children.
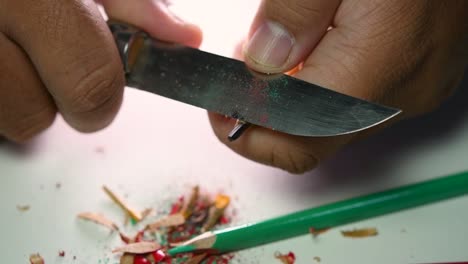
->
<box><xmin>167</xmin><ymin>245</ymin><xmax>196</xmax><ymax>256</ymax></box>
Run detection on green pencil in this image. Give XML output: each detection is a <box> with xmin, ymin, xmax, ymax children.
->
<box><xmin>168</xmin><ymin>171</ymin><xmax>468</xmax><ymax>256</ymax></box>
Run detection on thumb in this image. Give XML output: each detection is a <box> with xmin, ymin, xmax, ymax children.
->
<box><xmin>244</xmin><ymin>0</ymin><xmax>340</xmax><ymax>73</ymax></box>
<box><xmin>100</xmin><ymin>0</ymin><xmax>202</xmax><ymax>48</ymax></box>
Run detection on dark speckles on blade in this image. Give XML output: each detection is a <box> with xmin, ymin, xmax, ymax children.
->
<box><xmin>124</xmin><ymin>36</ymin><xmax>401</xmax><ymax>137</ymax></box>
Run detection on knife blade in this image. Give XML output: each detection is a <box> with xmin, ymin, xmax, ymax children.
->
<box><xmin>109</xmin><ymin>21</ymin><xmax>401</xmax><ymax>137</ymax></box>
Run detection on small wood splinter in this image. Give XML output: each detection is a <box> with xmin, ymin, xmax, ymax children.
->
<box><xmin>102</xmin><ymin>185</ymin><xmax>142</xmax><ymax>222</ymax></box>
<box><xmin>341</xmin><ymin>227</ymin><xmax>378</xmax><ymax>238</ymax></box>
<box><xmin>228</xmin><ymin>120</ymin><xmax>251</xmax><ymax>141</ymax></box>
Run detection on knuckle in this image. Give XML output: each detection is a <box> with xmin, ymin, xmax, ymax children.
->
<box><xmin>4</xmin><ymin>106</ymin><xmax>56</xmax><ymax>143</ymax></box>
<box><xmin>68</xmin><ymin>62</ymin><xmax>124</xmax><ymax>114</ymax></box>
<box><xmin>265</xmin><ymin>0</ymin><xmax>325</xmax><ymax>32</ymax></box>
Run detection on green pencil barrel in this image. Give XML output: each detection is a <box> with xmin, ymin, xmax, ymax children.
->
<box><xmin>213</xmin><ymin>171</ymin><xmax>468</xmax><ymax>253</ymax></box>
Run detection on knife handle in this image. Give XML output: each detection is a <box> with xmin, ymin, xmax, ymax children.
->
<box><xmin>108</xmin><ymin>20</ymin><xmax>147</xmax><ymax>74</ymax></box>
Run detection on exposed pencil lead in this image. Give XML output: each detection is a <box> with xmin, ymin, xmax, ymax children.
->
<box><xmin>228</xmin><ymin>120</ymin><xmax>251</xmax><ymax>141</ymax></box>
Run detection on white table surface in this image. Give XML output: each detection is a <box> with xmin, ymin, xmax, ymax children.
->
<box><xmin>1</xmin><ymin>1</ymin><xmax>468</xmax><ymax>263</ymax></box>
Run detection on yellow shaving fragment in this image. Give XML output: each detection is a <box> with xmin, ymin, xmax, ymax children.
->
<box><xmin>341</xmin><ymin>227</ymin><xmax>378</xmax><ymax>238</ymax></box>
<box><xmin>202</xmin><ymin>194</ymin><xmax>230</xmax><ymax>232</ymax></box>
<box><xmin>181</xmin><ymin>186</ymin><xmax>200</xmax><ymax>219</ymax></box>
<box><xmin>215</xmin><ymin>194</ymin><xmax>230</xmax><ymax>209</ymax></box>
<box><xmin>102</xmin><ymin>185</ymin><xmax>142</xmax><ymax>222</ymax></box>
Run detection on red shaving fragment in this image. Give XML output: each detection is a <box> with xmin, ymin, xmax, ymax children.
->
<box><xmin>133</xmin><ymin>255</ymin><xmax>150</xmax><ymax>264</ymax></box>
<box><xmin>169</xmin><ymin>205</ymin><xmax>179</xmax><ymax>215</ymax></box>
<box><xmin>58</xmin><ymin>250</ymin><xmax>65</xmax><ymax>257</ymax></box>
<box><xmin>135</xmin><ymin>231</ymin><xmax>145</xmax><ymax>242</ymax></box>
<box><xmin>151</xmin><ymin>250</ymin><xmax>166</xmax><ymax>262</ymax></box>
<box><xmin>274</xmin><ymin>251</ymin><xmax>295</xmax><ymax>264</ymax></box>
<box><xmin>219</xmin><ymin>216</ymin><xmax>230</xmax><ymax>225</ymax></box>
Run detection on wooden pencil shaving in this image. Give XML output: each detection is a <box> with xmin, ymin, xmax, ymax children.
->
<box><xmin>141</xmin><ymin>208</ymin><xmax>154</xmax><ymax>220</ymax></box>
<box><xmin>181</xmin><ymin>185</ymin><xmax>200</xmax><ymax>219</ymax></box>
<box><xmin>202</xmin><ymin>194</ymin><xmax>230</xmax><ymax>232</ymax></box>
<box><xmin>112</xmin><ymin>241</ymin><xmax>160</xmax><ymax>254</ymax></box>
<box><xmin>77</xmin><ymin>212</ymin><xmax>119</xmax><ymax>231</ymax></box>
<box><xmin>17</xmin><ymin>204</ymin><xmax>31</xmax><ymax>212</ymax></box>
<box><xmin>119</xmin><ymin>253</ymin><xmax>134</xmax><ymax>264</ymax></box>
<box><xmin>341</xmin><ymin>227</ymin><xmax>378</xmax><ymax>238</ymax></box>
<box><xmin>102</xmin><ymin>185</ymin><xmax>142</xmax><ymax>222</ymax></box>
<box><xmin>186</xmin><ymin>253</ymin><xmax>208</xmax><ymax>264</ymax></box>
<box><xmin>309</xmin><ymin>227</ymin><xmax>330</xmax><ymax>237</ymax></box>
<box><xmin>146</xmin><ymin>213</ymin><xmax>185</xmax><ymax>231</ymax></box>
<box><xmin>29</xmin><ymin>253</ymin><xmax>44</xmax><ymax>264</ymax></box>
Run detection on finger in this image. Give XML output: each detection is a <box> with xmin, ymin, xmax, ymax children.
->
<box><xmin>295</xmin><ymin>0</ymin><xmax>450</xmax><ymax>115</ymax></box>
<box><xmin>0</xmin><ymin>33</ymin><xmax>56</xmax><ymax>143</ymax></box>
<box><xmin>243</xmin><ymin>0</ymin><xmax>341</xmax><ymax>73</ymax></box>
<box><xmin>100</xmin><ymin>0</ymin><xmax>203</xmax><ymax>48</ymax></box>
<box><xmin>208</xmin><ymin>113</ymin><xmax>353</xmax><ymax>174</ymax></box>
<box><xmin>1</xmin><ymin>0</ymin><xmax>125</xmax><ymax>132</ymax></box>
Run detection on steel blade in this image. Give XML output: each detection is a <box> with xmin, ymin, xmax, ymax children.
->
<box><xmin>122</xmin><ymin>32</ymin><xmax>400</xmax><ymax>137</ymax></box>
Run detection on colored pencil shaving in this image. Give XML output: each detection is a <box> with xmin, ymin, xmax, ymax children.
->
<box><xmin>102</xmin><ymin>185</ymin><xmax>142</xmax><ymax>221</ymax></box>
<box><xmin>309</xmin><ymin>227</ymin><xmax>330</xmax><ymax>237</ymax></box>
<box><xmin>77</xmin><ymin>212</ymin><xmax>119</xmax><ymax>231</ymax></box>
<box><xmin>112</xmin><ymin>241</ymin><xmax>161</xmax><ymax>254</ymax></box>
<box><xmin>79</xmin><ymin>185</ymin><xmax>235</xmax><ymax>263</ymax></box>
<box><xmin>181</xmin><ymin>186</ymin><xmax>200</xmax><ymax>219</ymax></box>
<box><xmin>29</xmin><ymin>254</ymin><xmax>44</xmax><ymax>264</ymax></box>
<box><xmin>341</xmin><ymin>228</ymin><xmax>378</xmax><ymax>238</ymax></box>
<box><xmin>119</xmin><ymin>253</ymin><xmax>134</xmax><ymax>264</ymax></box>
<box><xmin>202</xmin><ymin>194</ymin><xmax>230</xmax><ymax>232</ymax></box>
<box><xmin>146</xmin><ymin>213</ymin><xmax>186</xmax><ymax>231</ymax></box>
<box><xmin>275</xmin><ymin>251</ymin><xmax>296</xmax><ymax>264</ymax></box>
<box><xmin>17</xmin><ymin>204</ymin><xmax>30</xmax><ymax>212</ymax></box>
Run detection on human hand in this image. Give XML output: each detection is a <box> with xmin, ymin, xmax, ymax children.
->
<box><xmin>209</xmin><ymin>0</ymin><xmax>468</xmax><ymax>173</ymax></box>
<box><xmin>0</xmin><ymin>0</ymin><xmax>201</xmax><ymax>142</ymax></box>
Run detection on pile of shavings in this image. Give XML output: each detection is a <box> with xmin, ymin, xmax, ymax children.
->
<box><xmin>77</xmin><ymin>185</ymin><xmax>234</xmax><ymax>264</ymax></box>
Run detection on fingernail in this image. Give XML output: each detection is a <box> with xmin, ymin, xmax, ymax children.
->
<box><xmin>245</xmin><ymin>21</ymin><xmax>294</xmax><ymax>69</ymax></box>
